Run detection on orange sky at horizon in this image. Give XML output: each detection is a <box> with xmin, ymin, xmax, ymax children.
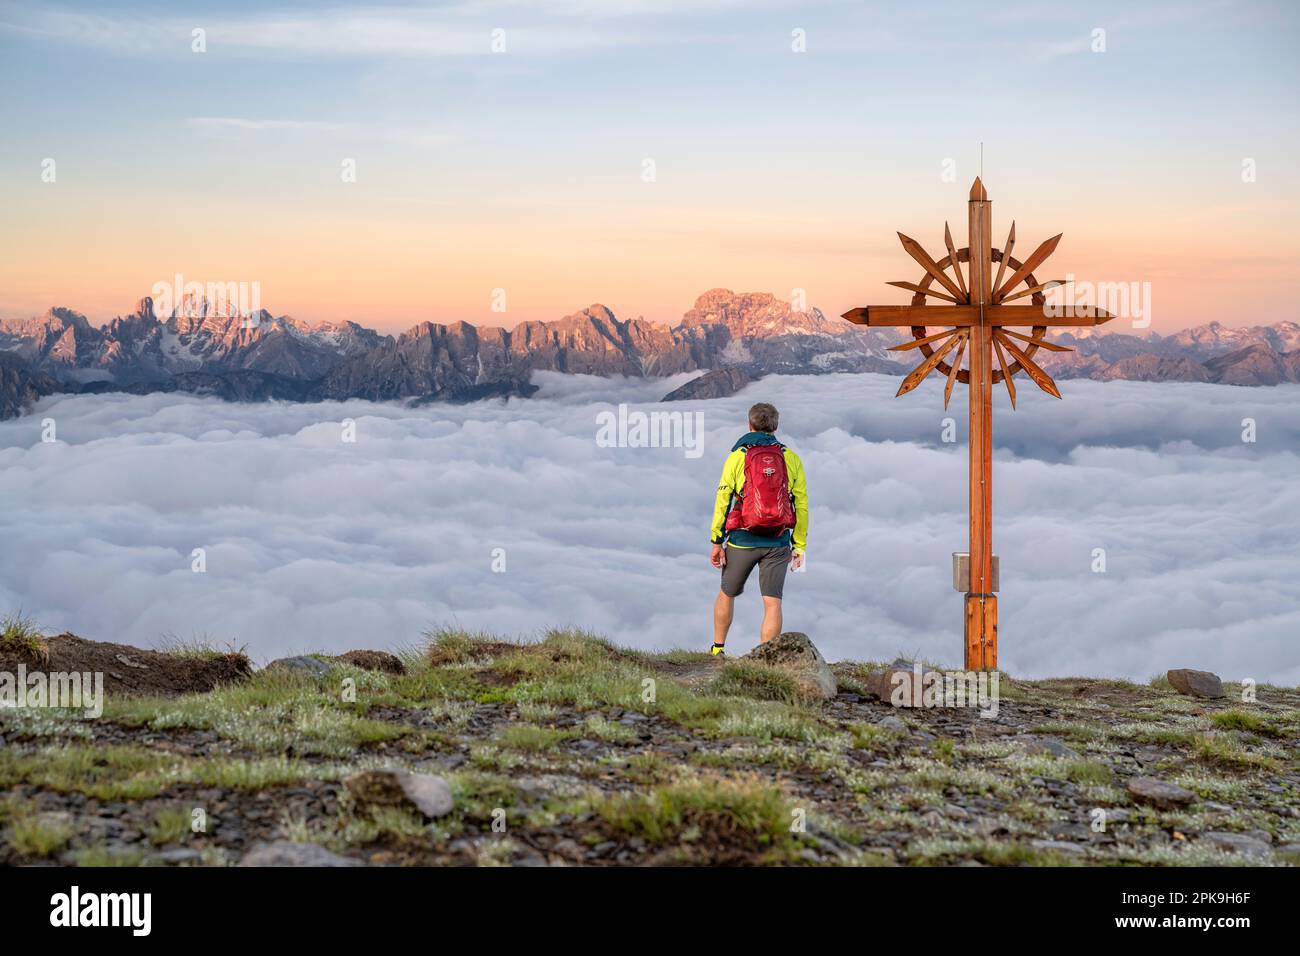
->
<box><xmin>5</xmin><ymin>177</ymin><xmax>1296</xmax><ymax>337</ymax></box>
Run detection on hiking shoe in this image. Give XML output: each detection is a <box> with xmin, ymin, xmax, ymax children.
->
<box><xmin>710</xmin><ymin>643</ymin><xmax>726</xmax><ymax>658</ymax></box>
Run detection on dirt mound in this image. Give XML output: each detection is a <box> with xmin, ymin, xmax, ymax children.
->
<box><xmin>335</xmin><ymin>650</ymin><xmax>406</xmax><ymax>675</ymax></box>
<box><xmin>0</xmin><ymin>633</ymin><xmax>252</xmax><ymax>697</ymax></box>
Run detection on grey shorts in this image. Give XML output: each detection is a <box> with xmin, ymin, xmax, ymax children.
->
<box><xmin>720</xmin><ymin>544</ymin><xmax>791</xmax><ymax>599</ymax></box>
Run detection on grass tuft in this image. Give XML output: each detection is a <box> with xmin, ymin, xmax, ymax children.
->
<box><xmin>0</xmin><ymin>611</ymin><xmax>48</xmax><ymax>663</ymax></box>
<box><xmin>594</xmin><ymin>774</ymin><xmax>795</xmax><ymax>853</ymax></box>
<box><xmin>148</xmin><ymin>805</ymin><xmax>193</xmax><ymax>846</ymax></box>
<box><xmin>708</xmin><ymin>661</ymin><xmax>800</xmax><ymax>703</ymax></box>
<box><xmin>154</xmin><ymin>632</ymin><xmax>248</xmax><ymax>661</ymax></box>
<box><xmin>1210</xmin><ymin>709</ymin><xmax>1275</xmax><ymax>735</ymax></box>
<box><xmin>498</xmin><ymin>723</ymin><xmax>573</xmax><ymax>752</ymax></box>
<box><xmin>7</xmin><ymin>811</ymin><xmax>75</xmax><ymax>858</ymax></box>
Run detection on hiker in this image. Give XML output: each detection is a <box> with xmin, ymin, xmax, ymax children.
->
<box><xmin>708</xmin><ymin>402</ymin><xmax>808</xmax><ymax>656</ymax></box>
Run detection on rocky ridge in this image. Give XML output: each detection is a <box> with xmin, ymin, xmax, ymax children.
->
<box><xmin>1</xmin><ymin>290</ymin><xmax>1297</xmax><ymax>420</ymax></box>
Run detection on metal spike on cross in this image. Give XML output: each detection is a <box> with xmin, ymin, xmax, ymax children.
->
<box><xmin>843</xmin><ymin>178</ymin><xmax>1113</xmax><ymax>671</ymax></box>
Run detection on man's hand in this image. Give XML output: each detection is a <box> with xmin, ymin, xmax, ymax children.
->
<box><xmin>790</xmin><ymin>550</ymin><xmax>805</xmax><ymax>571</ymax></box>
<box><xmin>710</xmin><ymin>544</ymin><xmax>727</xmax><ymax>568</ymax></box>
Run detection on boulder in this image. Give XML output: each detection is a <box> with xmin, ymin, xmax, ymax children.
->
<box><xmin>742</xmin><ymin>632</ymin><xmax>837</xmax><ymax>701</ymax></box>
<box><xmin>265</xmin><ymin>656</ymin><xmax>333</xmax><ymax>679</ymax></box>
<box><xmin>1126</xmin><ymin>776</ymin><xmax>1196</xmax><ymax>809</ymax></box>
<box><xmin>863</xmin><ymin>659</ymin><xmax>939</xmax><ymax>708</ymax></box>
<box><xmin>1020</xmin><ymin>736</ymin><xmax>1081</xmax><ymax>760</ymax></box>
<box><xmin>1030</xmin><ymin>839</ymin><xmax>1085</xmax><ymax>855</ymax></box>
<box><xmin>1276</xmin><ymin>843</ymin><xmax>1300</xmax><ymax>861</ymax></box>
<box><xmin>154</xmin><ymin>848</ymin><xmax>201</xmax><ymax>865</ymax></box>
<box><xmin>1200</xmin><ymin>831</ymin><xmax>1272</xmax><ymax>859</ymax></box>
<box><xmin>239</xmin><ymin>840</ymin><xmax>362</xmax><ymax>867</ymax></box>
<box><xmin>344</xmin><ymin>768</ymin><xmax>454</xmax><ymax>818</ymax></box>
<box><xmin>1166</xmin><ymin>669</ymin><xmax>1225</xmax><ymax>698</ymax></box>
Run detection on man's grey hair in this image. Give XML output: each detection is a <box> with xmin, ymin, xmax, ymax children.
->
<box><xmin>748</xmin><ymin>403</ymin><xmax>779</xmax><ymax>433</ymax></box>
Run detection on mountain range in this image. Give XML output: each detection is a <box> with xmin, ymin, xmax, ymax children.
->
<box><xmin>1</xmin><ymin>289</ymin><xmax>1297</xmax><ymax>419</ymax></box>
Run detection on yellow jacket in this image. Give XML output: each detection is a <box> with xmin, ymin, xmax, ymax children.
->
<box><xmin>710</xmin><ymin>434</ymin><xmax>808</xmax><ymax>554</ymax></box>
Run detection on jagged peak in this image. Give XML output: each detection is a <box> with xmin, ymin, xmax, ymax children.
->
<box><xmin>557</xmin><ymin>304</ymin><xmax>619</xmax><ymax>325</ymax></box>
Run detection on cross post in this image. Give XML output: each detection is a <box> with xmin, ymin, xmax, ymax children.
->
<box><xmin>842</xmin><ymin>178</ymin><xmax>1113</xmax><ymax>671</ymax></box>
<box><xmin>966</xmin><ymin>179</ymin><xmax>996</xmax><ymax>670</ymax></box>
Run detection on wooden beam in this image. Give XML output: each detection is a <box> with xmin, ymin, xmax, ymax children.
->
<box><xmin>843</xmin><ymin>305</ymin><xmax>976</xmax><ymax>325</ymax></box>
<box><xmin>965</xmin><ymin>594</ymin><xmax>997</xmax><ymax>671</ymax></box>
<box><xmin>993</xmin><ymin>233</ymin><xmax>1062</xmax><ymax>302</ymax></box>
<box><xmin>943</xmin><ymin>222</ymin><xmax>969</xmax><ymax>301</ymax></box>
<box><xmin>991</xmin><ymin>333</ymin><xmax>1017</xmax><ymax>409</ymax></box>
<box><xmin>968</xmin><ymin>184</ymin><xmax>995</xmax><ymax>611</ymax></box>
<box><xmin>1003</xmin><ymin>310</ymin><xmax>1118</xmax><ymax>329</ymax></box>
<box><xmin>1024</xmin><ymin>305</ymin><xmax>1115</xmax><ymax>326</ymax></box>
<box><xmin>895</xmin><ymin>333</ymin><xmax>964</xmax><ymax>397</ymax></box>
<box><xmin>994</xmin><ymin>331</ymin><xmax>1062</xmax><ymax>398</ymax></box>
<box><xmin>897</xmin><ymin>232</ymin><xmax>966</xmax><ymax>300</ymax></box>
<box><xmin>999</xmin><ymin>279</ymin><xmax>1066</xmax><ymax>304</ymax></box>
<box><xmin>885</xmin><ymin>281</ymin><xmax>961</xmax><ymax>303</ymax></box>
<box><xmin>842</xmin><ymin>304</ymin><xmax>1114</xmax><ymax>327</ymax></box>
<box><xmin>999</xmin><ymin>328</ymin><xmax>1073</xmax><ymax>352</ymax></box>
<box><xmin>943</xmin><ymin>330</ymin><xmax>969</xmax><ymax>409</ymax></box>
<box><xmin>887</xmin><ymin>328</ymin><xmax>961</xmax><ymax>351</ymax></box>
<box><xmin>991</xmin><ymin>221</ymin><xmax>1015</xmax><ymax>302</ymax></box>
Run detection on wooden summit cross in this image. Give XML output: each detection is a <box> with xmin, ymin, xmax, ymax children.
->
<box><xmin>843</xmin><ymin>178</ymin><xmax>1113</xmax><ymax>671</ymax></box>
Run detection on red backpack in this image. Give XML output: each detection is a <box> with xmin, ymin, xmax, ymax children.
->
<box><xmin>725</xmin><ymin>443</ymin><xmax>797</xmax><ymax>537</ymax></box>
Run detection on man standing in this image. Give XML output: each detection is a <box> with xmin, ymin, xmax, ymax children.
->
<box><xmin>709</xmin><ymin>402</ymin><xmax>808</xmax><ymax>656</ymax></box>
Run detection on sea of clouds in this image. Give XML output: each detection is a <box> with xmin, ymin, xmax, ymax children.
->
<box><xmin>1</xmin><ymin>372</ymin><xmax>1297</xmax><ymax>683</ymax></box>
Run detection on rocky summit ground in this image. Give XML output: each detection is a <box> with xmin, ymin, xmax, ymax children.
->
<box><xmin>1</xmin><ymin>625</ymin><xmax>1298</xmax><ymax>867</ymax></box>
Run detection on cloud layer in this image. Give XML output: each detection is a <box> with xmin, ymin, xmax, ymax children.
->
<box><xmin>1</xmin><ymin>372</ymin><xmax>1297</xmax><ymax>683</ymax></box>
